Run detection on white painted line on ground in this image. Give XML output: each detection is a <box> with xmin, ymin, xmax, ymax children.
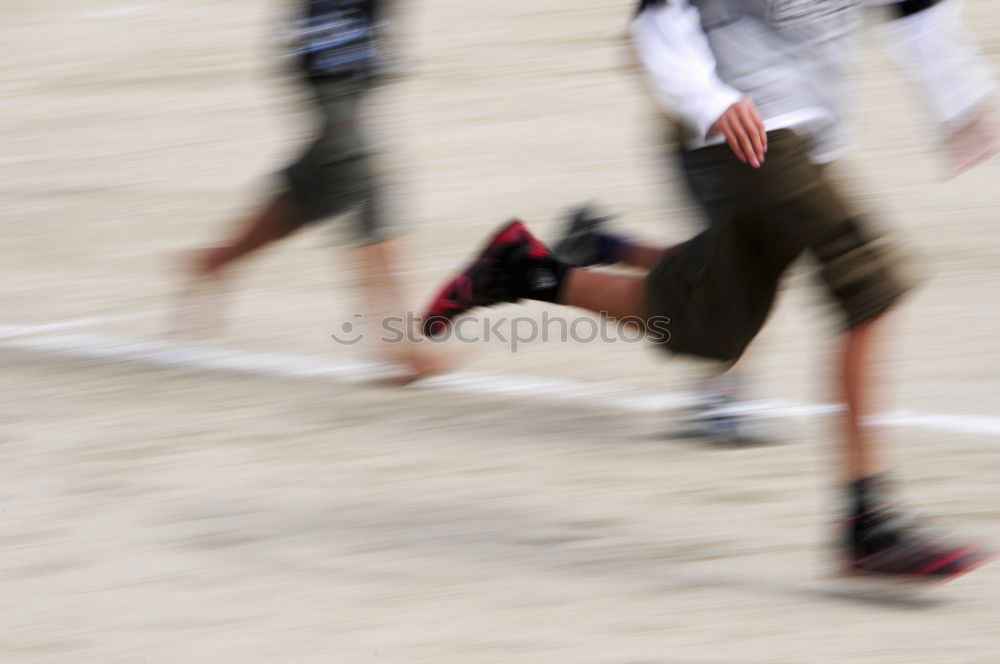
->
<box><xmin>2</xmin><ymin>323</ymin><xmax>1000</xmax><ymax>436</ymax></box>
<box><xmin>0</xmin><ymin>327</ymin><xmax>689</xmax><ymax>412</ymax></box>
<box><xmin>0</xmin><ymin>315</ymin><xmax>144</xmax><ymax>340</ymax></box>
<box><xmin>73</xmin><ymin>6</ymin><xmax>231</xmax><ymax>22</ymax></box>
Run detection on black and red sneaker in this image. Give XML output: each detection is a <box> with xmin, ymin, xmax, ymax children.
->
<box><xmin>421</xmin><ymin>219</ymin><xmax>555</xmax><ymax>337</ymax></box>
<box><xmin>552</xmin><ymin>203</ymin><xmax>622</xmax><ymax>267</ymax></box>
<box><xmin>845</xmin><ymin>505</ymin><xmax>993</xmax><ymax>582</ymax></box>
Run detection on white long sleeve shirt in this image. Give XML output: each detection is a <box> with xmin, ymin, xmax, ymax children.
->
<box><xmin>631</xmin><ymin>0</ymin><xmax>995</xmax><ymax>162</ymax></box>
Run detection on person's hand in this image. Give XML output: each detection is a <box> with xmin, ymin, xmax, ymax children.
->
<box><xmin>710</xmin><ymin>98</ymin><xmax>767</xmax><ymax>168</ymax></box>
<box><xmin>944</xmin><ymin>103</ymin><xmax>998</xmax><ymax>179</ymax></box>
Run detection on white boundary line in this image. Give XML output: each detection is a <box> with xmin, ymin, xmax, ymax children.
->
<box><xmin>0</xmin><ymin>315</ymin><xmax>145</xmax><ymax>340</ymax></box>
<box><xmin>72</xmin><ymin>6</ymin><xmax>235</xmax><ymax>22</ymax></box>
<box><xmin>2</xmin><ymin>321</ymin><xmax>1000</xmax><ymax>436</ymax></box>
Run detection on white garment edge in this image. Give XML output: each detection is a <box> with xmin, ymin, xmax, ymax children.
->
<box><xmin>879</xmin><ymin>0</ymin><xmax>996</xmax><ymax>127</ymax></box>
<box><xmin>631</xmin><ymin>0</ymin><xmax>994</xmax><ymax>159</ymax></box>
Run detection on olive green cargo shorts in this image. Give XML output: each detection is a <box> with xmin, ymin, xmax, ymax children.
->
<box><xmin>646</xmin><ymin>130</ymin><xmax>914</xmax><ymax>363</ymax></box>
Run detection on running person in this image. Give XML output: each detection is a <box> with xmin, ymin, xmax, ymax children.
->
<box><xmin>421</xmin><ymin>0</ymin><xmax>995</xmax><ymax>580</ymax></box>
<box><xmin>175</xmin><ymin>0</ymin><xmax>436</xmax><ymax>378</ymax></box>
<box><xmin>553</xmin><ymin>0</ymin><xmax>997</xmax><ymax>445</ymax></box>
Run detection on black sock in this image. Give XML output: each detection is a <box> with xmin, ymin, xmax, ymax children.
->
<box><xmin>849</xmin><ymin>474</ymin><xmax>888</xmax><ymax>517</ymax></box>
<box><xmin>514</xmin><ymin>253</ymin><xmax>571</xmax><ymax>304</ymax></box>
<box><xmin>849</xmin><ymin>474</ymin><xmax>906</xmax><ymax>555</ymax></box>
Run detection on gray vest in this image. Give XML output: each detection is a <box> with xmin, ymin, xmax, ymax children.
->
<box><xmin>693</xmin><ymin>0</ymin><xmax>864</xmax><ymax>158</ymax></box>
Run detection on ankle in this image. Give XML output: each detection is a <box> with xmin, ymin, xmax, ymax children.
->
<box><xmin>593</xmin><ymin>232</ymin><xmax>631</xmax><ymax>264</ymax></box>
<box><xmin>848</xmin><ymin>473</ymin><xmax>890</xmax><ymax>516</ymax></box>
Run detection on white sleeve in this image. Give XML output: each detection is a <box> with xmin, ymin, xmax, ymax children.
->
<box><xmin>629</xmin><ymin>0</ymin><xmax>742</xmax><ymax>139</ymax></box>
<box><xmin>878</xmin><ymin>0</ymin><xmax>996</xmax><ymax>126</ymax></box>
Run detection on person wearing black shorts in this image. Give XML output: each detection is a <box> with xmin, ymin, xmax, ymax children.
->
<box><xmin>421</xmin><ymin>0</ymin><xmax>995</xmax><ymax>581</ymax></box>
<box><xmin>553</xmin><ymin>0</ymin><xmax>997</xmax><ymax>445</ymax></box>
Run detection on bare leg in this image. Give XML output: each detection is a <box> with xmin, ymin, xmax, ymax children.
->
<box><xmin>193</xmin><ymin>194</ymin><xmax>303</xmax><ymax>277</ymax></box>
<box><xmin>618</xmin><ymin>242</ymin><xmax>669</xmax><ymax>271</ymax></box>
<box><xmin>841</xmin><ymin>313</ymin><xmax>886</xmax><ymax>480</ymax></box>
<box><xmin>169</xmin><ymin>195</ymin><xmax>304</xmax><ymax>337</ymax></box>
<box><xmin>357</xmin><ymin>238</ymin><xmax>447</xmax><ymax>381</ymax></box>
<box><xmin>356</xmin><ymin>239</ymin><xmax>405</xmax><ymax>313</ymax></box>
<box><xmin>560</xmin><ymin>268</ymin><xmax>648</xmax><ymax>320</ymax></box>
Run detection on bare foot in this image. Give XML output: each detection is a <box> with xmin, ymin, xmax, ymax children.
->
<box><xmin>165</xmin><ymin>248</ymin><xmax>232</xmax><ymax>339</ymax></box>
<box><xmin>384</xmin><ymin>343</ymin><xmax>456</xmax><ymax>385</ymax></box>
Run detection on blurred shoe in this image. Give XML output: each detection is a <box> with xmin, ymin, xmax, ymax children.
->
<box><xmin>675</xmin><ymin>372</ymin><xmax>769</xmax><ymax>446</ymax></box>
<box><xmin>552</xmin><ymin>203</ymin><xmax>627</xmax><ymax>266</ymax></box>
<box><xmin>846</xmin><ymin>503</ymin><xmax>993</xmax><ymax>582</ymax></box>
<box><xmin>422</xmin><ymin>219</ymin><xmax>553</xmax><ymax>337</ymax></box>
<box><xmin>678</xmin><ymin>391</ymin><xmax>769</xmax><ymax>447</ymax></box>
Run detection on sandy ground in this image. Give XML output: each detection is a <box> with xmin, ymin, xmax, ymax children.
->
<box><xmin>3</xmin><ymin>1</ymin><xmax>1000</xmax><ymax>662</ymax></box>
